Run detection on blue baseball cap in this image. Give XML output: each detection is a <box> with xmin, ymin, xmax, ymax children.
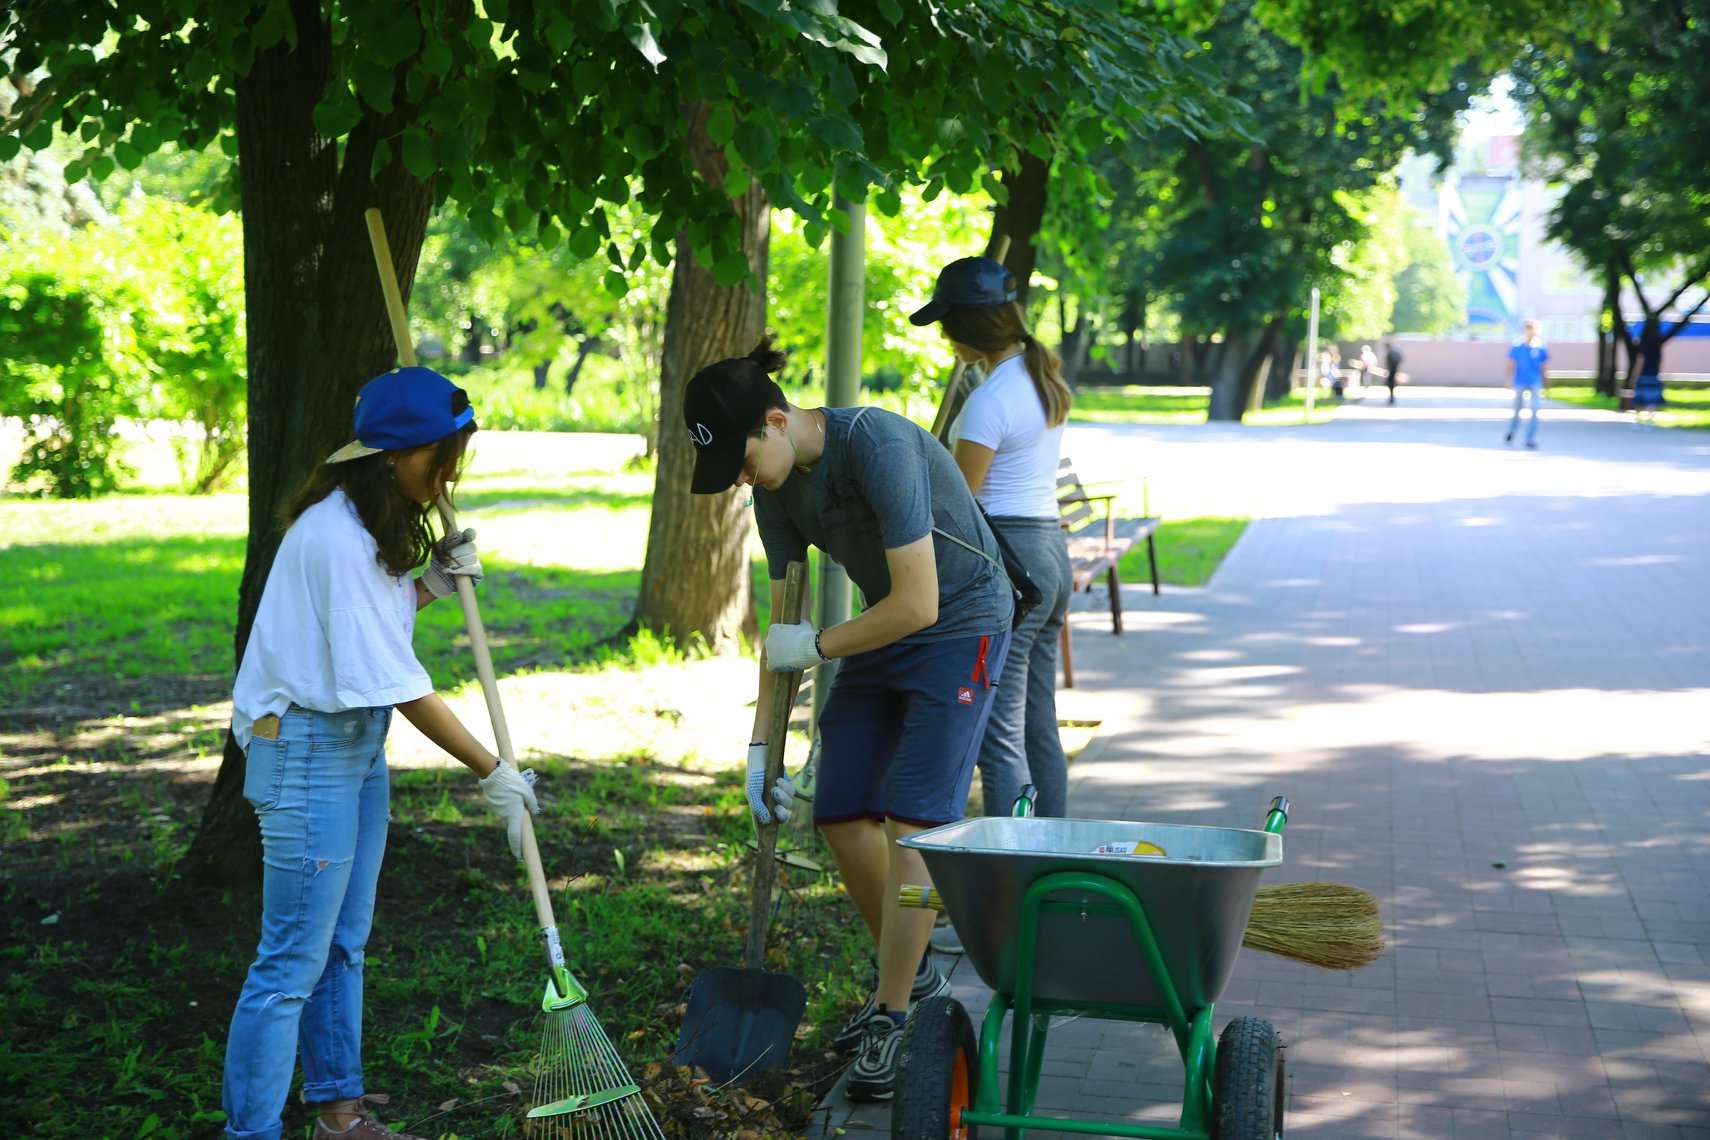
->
<box><xmin>325</xmin><ymin>366</ymin><xmax>476</xmax><ymax>464</ymax></box>
<box><xmin>908</xmin><ymin>256</ymin><xmax>1019</xmax><ymax>325</ymax></box>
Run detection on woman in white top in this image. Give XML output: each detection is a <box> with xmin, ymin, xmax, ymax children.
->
<box><xmin>911</xmin><ymin>257</ymin><xmax>1076</xmax><ymax>818</ymax></box>
<box><xmin>222</xmin><ymin>367</ymin><xmax>538</xmax><ymax>1140</ymax></box>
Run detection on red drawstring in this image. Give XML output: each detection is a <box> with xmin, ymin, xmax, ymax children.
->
<box><xmin>971</xmin><ymin>635</ymin><xmax>991</xmax><ymax>689</ymax></box>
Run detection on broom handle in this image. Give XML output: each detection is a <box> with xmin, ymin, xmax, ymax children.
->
<box><xmin>364</xmin><ymin>207</ymin><xmax>562</xmax><ymax>955</ymax></box>
<box><xmin>746</xmin><ymin>562</ymin><xmax>806</xmax><ymax>970</ymax></box>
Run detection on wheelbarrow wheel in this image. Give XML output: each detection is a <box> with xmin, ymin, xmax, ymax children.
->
<box><xmin>892</xmin><ymin>996</ymin><xmax>978</xmax><ymax>1139</ymax></box>
<box><xmin>1211</xmin><ymin>1016</ymin><xmax>1284</xmax><ymax>1140</ymax></box>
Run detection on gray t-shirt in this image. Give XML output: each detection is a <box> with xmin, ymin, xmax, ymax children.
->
<box><xmin>754</xmin><ymin>407</ymin><xmax>1013</xmax><ymax>643</ymax></box>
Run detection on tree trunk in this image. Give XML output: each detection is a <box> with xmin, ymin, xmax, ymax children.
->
<box><xmin>984</xmin><ymin>148</ymin><xmax>1050</xmax><ymax>307</ymax></box>
<box><xmin>1176</xmin><ymin>335</ymin><xmax>1197</xmax><ymax>385</ymax></box>
<box><xmin>633</xmin><ymin>104</ymin><xmax>768</xmax><ymax>649</ymax></box>
<box><xmin>179</xmin><ymin>0</ymin><xmax>438</xmax><ymax>889</ymax></box>
<box><xmin>563</xmin><ymin>336</ymin><xmax>598</xmax><ymax>394</ymax></box>
<box><xmin>533</xmin><ymin>360</ymin><xmax>552</xmax><ymax>389</ymax></box>
<box><xmin>1207</xmin><ymin>320</ymin><xmax>1284</xmax><ymax>421</ymax></box>
<box><xmin>461</xmin><ymin>311</ymin><xmax>484</xmax><ymax>364</ymax></box>
<box><xmin>1262</xmin><ymin>337</ymin><xmax>1297</xmax><ymax>404</ymax></box>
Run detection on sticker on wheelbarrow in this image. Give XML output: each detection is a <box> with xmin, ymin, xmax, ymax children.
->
<box><xmin>1094</xmin><ymin>840</ymin><xmax>1168</xmax><ymax>857</ymax></box>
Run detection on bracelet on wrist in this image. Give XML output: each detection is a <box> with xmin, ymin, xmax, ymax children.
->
<box><xmin>813</xmin><ymin>629</ymin><xmax>829</xmax><ymax>661</ymax></box>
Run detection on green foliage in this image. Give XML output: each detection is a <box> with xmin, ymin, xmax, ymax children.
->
<box><xmin>1319</xmin><ymin>181</ymin><xmax>1408</xmax><ymax>341</ymax></box>
<box><xmin>454</xmin><ymin>356</ymin><xmax>650</xmax><ymax>435</ymax></box>
<box><xmin>122</xmin><ymin>198</ymin><xmax>248</xmax><ymax>492</ymax></box>
<box><xmin>1251</xmin><ymin>0</ymin><xmax>1616</xmax><ymax>106</ymax></box>
<box><xmin>768</xmin><ymin>187</ymin><xmax>991</xmax><ymax>399</ymax></box>
<box><xmin>1135</xmin><ymin>6</ymin><xmax>1472</xmax><ymax>346</ymax></box>
<box><xmin>1510</xmin><ymin>3</ymin><xmax>1710</xmax><ymax>321</ymax></box>
<box><xmin>0</xmin><ymin>197</ymin><xmax>245</xmax><ymax>496</ymax></box>
<box><xmin>1391</xmin><ymin>211</ymin><xmax>1466</xmax><ymax>335</ymax></box>
<box><xmin>0</xmin><ymin>230</ymin><xmax>150</xmax><ymax>496</ymax></box>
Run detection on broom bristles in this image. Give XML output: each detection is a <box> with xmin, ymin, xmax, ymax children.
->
<box><xmin>1242</xmin><ymin>881</ymin><xmax>1386</xmax><ymax>970</ymax></box>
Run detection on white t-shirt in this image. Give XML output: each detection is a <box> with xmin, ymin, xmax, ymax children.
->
<box><xmin>952</xmin><ymin>354</ymin><xmax>1064</xmax><ymax>518</ymax></box>
<box><xmin>231</xmin><ymin>488</ymin><xmax>433</xmax><ymax>751</ymax></box>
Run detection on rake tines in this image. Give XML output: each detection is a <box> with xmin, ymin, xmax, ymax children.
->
<box><xmin>526</xmin><ymin>1002</ymin><xmax>666</xmax><ymax>1140</ymax></box>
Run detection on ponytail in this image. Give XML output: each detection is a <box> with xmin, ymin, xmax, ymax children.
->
<box><xmin>1021</xmin><ymin>332</ymin><xmax>1072</xmax><ymax>428</ymax></box>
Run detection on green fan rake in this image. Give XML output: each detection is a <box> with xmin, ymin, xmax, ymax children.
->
<box><xmin>363</xmin><ymin>208</ymin><xmax>664</xmax><ymax>1139</ymax></box>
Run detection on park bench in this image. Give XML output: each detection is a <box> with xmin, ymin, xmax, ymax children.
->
<box><xmin>1056</xmin><ymin>457</ymin><xmax>1159</xmax><ymax>688</ymax></box>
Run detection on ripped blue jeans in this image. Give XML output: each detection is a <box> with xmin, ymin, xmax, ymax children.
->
<box><xmin>223</xmin><ymin>705</ymin><xmax>391</xmax><ymax>1140</ymax></box>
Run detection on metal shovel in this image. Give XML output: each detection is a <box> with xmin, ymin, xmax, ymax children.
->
<box><xmin>671</xmin><ymin>562</ymin><xmax>808</xmax><ymax>1085</ymax></box>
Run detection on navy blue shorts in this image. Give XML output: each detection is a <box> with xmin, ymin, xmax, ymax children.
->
<box><xmin>815</xmin><ymin>631</ymin><xmax>1011</xmax><ymax>828</ymax></box>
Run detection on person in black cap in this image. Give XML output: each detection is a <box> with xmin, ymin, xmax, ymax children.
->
<box><xmin>223</xmin><ymin>367</ymin><xmax>539</xmax><ymax>1140</ymax></box>
<box><xmin>684</xmin><ymin>336</ymin><xmax>1014</xmax><ymax>1100</ymax></box>
<box><xmin>912</xmin><ymin>257</ymin><xmax>1075</xmax><ymax>825</ymax></box>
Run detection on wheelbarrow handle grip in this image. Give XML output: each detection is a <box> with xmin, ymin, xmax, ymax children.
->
<box><xmin>898</xmin><ymin>884</ymin><xmax>945</xmax><ymax>911</ymax></box>
<box><xmin>1011</xmin><ymin>784</ymin><xmax>1038</xmax><ymax>819</ymax></box>
<box><xmin>1264</xmin><ymin>795</ymin><xmax>1290</xmax><ymax>834</ymax></box>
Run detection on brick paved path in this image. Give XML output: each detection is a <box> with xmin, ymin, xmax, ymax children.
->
<box><xmin>814</xmin><ymin>390</ymin><xmax>1710</xmax><ymax>1139</ymax></box>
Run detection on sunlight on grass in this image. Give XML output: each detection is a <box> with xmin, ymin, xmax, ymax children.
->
<box><xmin>1548</xmin><ymin>384</ymin><xmax>1710</xmax><ymax>429</ymax></box>
<box><xmin>1069</xmin><ymin>385</ymin><xmax>1209</xmax><ymax>424</ymax></box>
<box><xmin>1118</xmin><ymin>516</ymin><xmax>1250</xmax><ymax>587</ymax></box>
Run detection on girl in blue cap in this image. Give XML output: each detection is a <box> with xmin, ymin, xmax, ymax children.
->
<box><xmin>913</xmin><ymin>257</ymin><xmax>1076</xmax><ymax>822</ymax></box>
<box><xmin>222</xmin><ymin>367</ymin><xmax>539</xmax><ymax>1140</ymax></box>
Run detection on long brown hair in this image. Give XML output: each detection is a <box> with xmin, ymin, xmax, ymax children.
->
<box><xmin>939</xmin><ymin>300</ymin><xmax>1072</xmax><ymax>427</ymax></box>
<box><xmin>285</xmin><ymin>418</ymin><xmax>477</xmax><ymax>578</ymax></box>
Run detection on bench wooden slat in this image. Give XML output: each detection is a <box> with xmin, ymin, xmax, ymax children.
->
<box><xmin>1055</xmin><ymin>458</ymin><xmax>1160</xmax><ymax>689</ymax></box>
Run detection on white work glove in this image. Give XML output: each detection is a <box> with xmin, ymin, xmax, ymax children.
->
<box><xmin>479</xmin><ymin>759</ymin><xmax>540</xmax><ymax>858</ymax></box>
<box><xmin>764</xmin><ymin>622</ymin><xmax>826</xmax><ymax>672</ymax></box>
<box><xmin>746</xmin><ymin>743</ymin><xmax>796</xmax><ymax>825</ymax></box>
<box><xmin>422</xmin><ymin>527</ymin><xmax>483</xmax><ymax>599</ymax></box>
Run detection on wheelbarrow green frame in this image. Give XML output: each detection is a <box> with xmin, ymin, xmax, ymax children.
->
<box><xmin>954</xmin><ymin>796</ymin><xmax>1289</xmax><ymax>1140</ymax></box>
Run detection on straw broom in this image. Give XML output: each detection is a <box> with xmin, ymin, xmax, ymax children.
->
<box><xmin>900</xmin><ymin>880</ymin><xmax>1385</xmax><ymax>971</ymax></box>
<box><xmin>362</xmin><ymin>209</ymin><xmax>664</xmax><ymax>1138</ymax></box>
<box><xmin>1242</xmin><ymin>882</ymin><xmax>1385</xmax><ymax>970</ymax></box>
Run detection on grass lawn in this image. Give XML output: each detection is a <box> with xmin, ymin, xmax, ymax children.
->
<box><xmin>1119</xmin><ymin>516</ymin><xmax>1250</xmax><ymax>587</ymax></box>
<box><xmin>1068</xmin><ymin>385</ymin><xmax>1210</xmax><ymax>424</ymax></box>
<box><xmin>1066</xmin><ymin>385</ymin><xmax>1336</xmax><ymax>426</ymax></box>
<box><xmin>1547</xmin><ymin>383</ymin><xmax>1710</xmax><ymax>429</ymax></box>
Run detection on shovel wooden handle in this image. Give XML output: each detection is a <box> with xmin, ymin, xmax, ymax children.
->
<box><xmin>746</xmin><ymin>562</ymin><xmax>807</xmax><ymax>970</ymax></box>
<box><xmin>363</xmin><ymin>206</ymin><xmax>559</xmax><ymax>946</ymax></box>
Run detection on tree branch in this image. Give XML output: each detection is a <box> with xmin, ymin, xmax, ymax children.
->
<box><xmin>1657</xmin><ymin>254</ymin><xmax>1710</xmax><ymax>317</ymax></box>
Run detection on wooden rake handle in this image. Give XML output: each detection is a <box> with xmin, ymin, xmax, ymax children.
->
<box><xmin>363</xmin><ymin>207</ymin><xmax>560</xmax><ymax>944</ymax></box>
<box><xmin>746</xmin><ymin>562</ymin><xmax>807</xmax><ymax>970</ymax></box>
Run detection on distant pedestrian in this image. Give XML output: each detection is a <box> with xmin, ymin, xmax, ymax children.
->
<box><xmin>1506</xmin><ymin>319</ymin><xmax>1548</xmax><ymax>449</ymax></box>
<box><xmin>1320</xmin><ymin>346</ymin><xmax>1343</xmax><ymax>400</ymax></box>
<box><xmin>1359</xmin><ymin>344</ymin><xmax>1379</xmax><ymax>391</ymax></box>
<box><xmin>1383</xmin><ymin>341</ymin><xmax>1403</xmax><ymax>405</ymax></box>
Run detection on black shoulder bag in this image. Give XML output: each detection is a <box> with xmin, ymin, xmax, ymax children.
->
<box><xmin>933</xmin><ymin>506</ymin><xmax>1044</xmax><ymax>631</ymax></box>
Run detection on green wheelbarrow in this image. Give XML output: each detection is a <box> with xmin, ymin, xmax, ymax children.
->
<box><xmin>891</xmin><ymin>790</ymin><xmax>1290</xmax><ymax>1139</ymax></box>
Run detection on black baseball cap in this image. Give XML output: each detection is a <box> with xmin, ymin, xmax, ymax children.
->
<box><xmin>683</xmin><ymin>358</ymin><xmax>787</xmax><ymax>493</ymax></box>
<box><xmin>908</xmin><ymin>256</ymin><xmax>1018</xmax><ymax>325</ymax></box>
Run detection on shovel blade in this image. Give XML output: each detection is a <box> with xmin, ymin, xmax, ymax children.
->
<box><xmin>672</xmin><ymin>966</ymin><xmax>807</xmax><ymax>1085</ymax></box>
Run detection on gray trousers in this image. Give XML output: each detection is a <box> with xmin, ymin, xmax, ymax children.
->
<box><xmin>976</xmin><ymin>516</ymin><xmax>1074</xmax><ymax>818</ymax></box>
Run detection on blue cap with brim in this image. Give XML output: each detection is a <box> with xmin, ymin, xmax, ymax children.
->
<box><xmin>908</xmin><ymin>256</ymin><xmax>1019</xmax><ymax>325</ymax></box>
<box><xmin>325</xmin><ymin>366</ymin><xmax>475</xmax><ymax>463</ymax></box>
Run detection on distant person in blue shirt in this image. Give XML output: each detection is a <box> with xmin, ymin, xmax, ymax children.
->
<box><xmin>1506</xmin><ymin>319</ymin><xmax>1549</xmax><ymax>449</ymax></box>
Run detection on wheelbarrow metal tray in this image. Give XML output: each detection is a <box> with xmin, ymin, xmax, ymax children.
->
<box><xmin>900</xmin><ymin>817</ymin><xmax>1281</xmax><ymax>1011</ymax></box>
